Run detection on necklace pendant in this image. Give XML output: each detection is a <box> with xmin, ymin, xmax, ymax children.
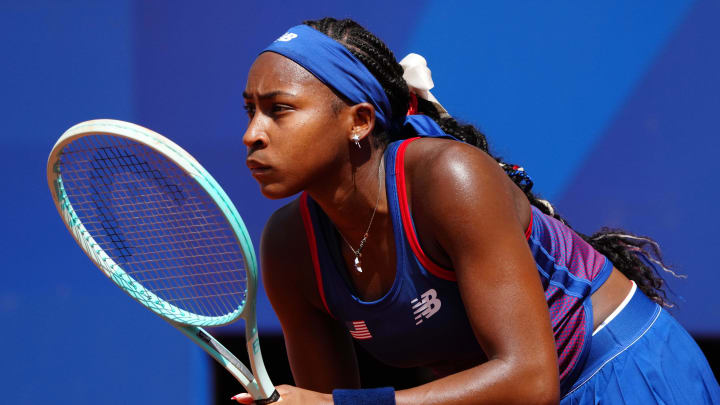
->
<box><xmin>354</xmin><ymin>255</ymin><xmax>363</xmax><ymax>273</ymax></box>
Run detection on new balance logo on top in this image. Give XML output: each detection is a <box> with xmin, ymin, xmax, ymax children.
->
<box><xmin>411</xmin><ymin>288</ymin><xmax>441</xmax><ymax>325</ymax></box>
<box><xmin>276</xmin><ymin>32</ymin><xmax>298</xmax><ymax>42</ymax></box>
<box><xmin>347</xmin><ymin>320</ymin><xmax>372</xmax><ymax>340</ymax></box>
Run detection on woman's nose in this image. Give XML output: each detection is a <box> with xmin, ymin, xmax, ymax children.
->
<box><xmin>242</xmin><ymin>118</ymin><xmax>268</xmax><ymax>151</ymax></box>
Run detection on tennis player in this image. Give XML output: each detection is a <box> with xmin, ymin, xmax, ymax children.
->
<box><xmin>233</xmin><ymin>18</ymin><xmax>720</xmax><ymax>404</ymax></box>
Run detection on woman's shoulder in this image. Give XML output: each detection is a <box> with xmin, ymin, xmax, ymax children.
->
<box><xmin>402</xmin><ymin>137</ymin><xmax>518</xmax><ymax>199</ymax></box>
<box><xmin>262</xmin><ymin>197</ymin><xmax>305</xmax><ymax>249</ymax></box>
<box><xmin>261</xmin><ymin>196</ymin><xmax>327</xmax><ymax>312</ymax></box>
<box><xmin>400</xmin><ymin>137</ymin><xmax>531</xmax><ymax>248</ymax></box>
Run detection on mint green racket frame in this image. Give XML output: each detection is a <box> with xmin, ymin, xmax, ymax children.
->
<box><xmin>47</xmin><ymin>119</ymin><xmax>276</xmax><ymax>402</ymax></box>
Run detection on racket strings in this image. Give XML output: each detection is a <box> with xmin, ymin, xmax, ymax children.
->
<box><xmin>153</xmin><ymin>277</ymin><xmax>245</xmax><ymax>293</ymax></box>
<box><xmin>58</xmin><ymin>134</ymin><xmax>248</xmax><ymax>320</ymax></box>
<box><xmin>90</xmin><ymin>143</ymin><xmax>230</xmax><ymax>317</ymax></box>
<box><xmin>86</xmin><ymin>141</ymin><xmax>234</xmax><ymax>318</ymax></box>
<box><xmin>95</xmin><ymin>136</ymin><xmax>241</xmax><ymax>318</ymax></box>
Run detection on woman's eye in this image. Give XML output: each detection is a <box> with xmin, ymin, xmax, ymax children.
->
<box><xmin>243</xmin><ymin>105</ymin><xmax>255</xmax><ymax>117</ymax></box>
<box><xmin>271</xmin><ymin>104</ymin><xmax>292</xmax><ymax>114</ymax></box>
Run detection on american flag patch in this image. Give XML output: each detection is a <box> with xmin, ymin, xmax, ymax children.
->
<box><xmin>347</xmin><ymin>320</ymin><xmax>372</xmax><ymax>340</ymax></box>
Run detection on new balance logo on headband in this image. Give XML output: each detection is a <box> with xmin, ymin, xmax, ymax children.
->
<box><xmin>411</xmin><ymin>289</ymin><xmax>441</xmax><ymax>325</ymax></box>
<box><xmin>276</xmin><ymin>32</ymin><xmax>298</xmax><ymax>42</ymax></box>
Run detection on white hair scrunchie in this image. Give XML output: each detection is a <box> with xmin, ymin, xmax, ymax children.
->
<box><xmin>399</xmin><ymin>53</ymin><xmax>449</xmax><ymax>116</ymax></box>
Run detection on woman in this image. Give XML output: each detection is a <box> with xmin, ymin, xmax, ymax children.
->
<box><xmin>233</xmin><ymin>18</ymin><xmax>719</xmax><ymax>404</ymax></box>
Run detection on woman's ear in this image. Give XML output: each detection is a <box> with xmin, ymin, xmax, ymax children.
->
<box><xmin>347</xmin><ymin>102</ymin><xmax>376</xmax><ymax>143</ymax></box>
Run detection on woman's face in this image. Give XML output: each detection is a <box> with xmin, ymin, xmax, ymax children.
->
<box><xmin>243</xmin><ymin>52</ymin><xmax>351</xmax><ymax>199</ymax></box>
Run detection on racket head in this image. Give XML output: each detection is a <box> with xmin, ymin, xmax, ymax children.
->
<box><xmin>48</xmin><ymin>119</ymin><xmax>258</xmax><ymax>327</ymax></box>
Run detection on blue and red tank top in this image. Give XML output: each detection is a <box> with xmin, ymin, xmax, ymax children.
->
<box><xmin>299</xmin><ymin>137</ymin><xmax>613</xmax><ymax>393</ymax></box>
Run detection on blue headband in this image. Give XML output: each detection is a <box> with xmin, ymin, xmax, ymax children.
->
<box><xmin>261</xmin><ymin>25</ymin><xmax>455</xmax><ymax>139</ymax></box>
<box><xmin>261</xmin><ymin>25</ymin><xmax>392</xmax><ymax>129</ymax></box>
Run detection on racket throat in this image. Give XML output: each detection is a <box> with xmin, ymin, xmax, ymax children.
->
<box><xmin>194</xmin><ymin>328</ymin><xmax>256</xmax><ymax>383</ymax></box>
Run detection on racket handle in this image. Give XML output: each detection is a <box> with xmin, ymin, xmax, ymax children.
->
<box><xmin>254</xmin><ymin>389</ymin><xmax>280</xmax><ymax>404</ymax></box>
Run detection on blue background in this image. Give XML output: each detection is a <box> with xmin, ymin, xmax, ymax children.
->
<box><xmin>1</xmin><ymin>1</ymin><xmax>717</xmax><ymax>403</ymax></box>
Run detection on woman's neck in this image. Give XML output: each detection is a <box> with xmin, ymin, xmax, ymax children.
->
<box><xmin>307</xmin><ymin>147</ymin><xmax>388</xmax><ymax>240</ymax></box>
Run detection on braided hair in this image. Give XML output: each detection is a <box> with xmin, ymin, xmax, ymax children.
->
<box><xmin>303</xmin><ymin>17</ymin><xmax>678</xmax><ymax>306</ymax></box>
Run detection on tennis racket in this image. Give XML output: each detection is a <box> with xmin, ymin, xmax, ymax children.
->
<box><xmin>47</xmin><ymin>119</ymin><xmax>279</xmax><ymax>404</ymax></box>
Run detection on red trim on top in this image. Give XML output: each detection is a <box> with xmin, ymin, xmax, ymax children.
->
<box><xmin>299</xmin><ymin>192</ymin><xmax>334</xmax><ymax>318</ymax></box>
<box><xmin>525</xmin><ymin>209</ymin><xmax>533</xmax><ymax>239</ymax></box>
<box><xmin>395</xmin><ymin>138</ymin><xmax>458</xmax><ymax>282</ymax></box>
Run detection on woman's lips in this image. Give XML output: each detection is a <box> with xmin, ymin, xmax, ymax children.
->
<box><xmin>250</xmin><ymin>167</ymin><xmax>270</xmax><ymax>176</ymax></box>
<box><xmin>246</xmin><ymin>159</ymin><xmax>271</xmax><ymax>177</ymax></box>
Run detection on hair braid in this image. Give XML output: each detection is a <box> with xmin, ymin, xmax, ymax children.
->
<box><xmin>304</xmin><ymin>18</ymin><xmax>409</xmax><ymax>144</ymax></box>
<box><xmin>303</xmin><ymin>17</ymin><xmax>678</xmax><ymax>306</ymax></box>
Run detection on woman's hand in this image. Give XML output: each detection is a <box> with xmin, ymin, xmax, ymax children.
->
<box><xmin>231</xmin><ymin>385</ymin><xmax>333</xmax><ymax>405</ymax></box>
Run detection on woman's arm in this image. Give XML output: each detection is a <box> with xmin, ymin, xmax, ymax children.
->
<box><xmin>393</xmin><ymin>139</ymin><xmax>559</xmax><ymax>405</ymax></box>
<box><xmin>260</xmin><ymin>200</ymin><xmax>361</xmax><ymax>392</ymax></box>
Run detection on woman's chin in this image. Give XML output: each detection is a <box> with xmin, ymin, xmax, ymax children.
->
<box><xmin>259</xmin><ymin>183</ymin><xmax>298</xmax><ymax>200</ymax></box>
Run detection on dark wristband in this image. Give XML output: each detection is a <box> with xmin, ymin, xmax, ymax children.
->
<box><xmin>332</xmin><ymin>387</ymin><xmax>396</xmax><ymax>405</ymax></box>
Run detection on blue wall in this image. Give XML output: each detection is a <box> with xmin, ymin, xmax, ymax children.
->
<box><xmin>2</xmin><ymin>1</ymin><xmax>716</xmax><ymax>404</ymax></box>
<box><xmin>1</xmin><ymin>2</ymin><xmax>201</xmax><ymax>404</ymax></box>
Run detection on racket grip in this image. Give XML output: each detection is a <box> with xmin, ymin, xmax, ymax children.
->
<box><xmin>254</xmin><ymin>389</ymin><xmax>280</xmax><ymax>404</ymax></box>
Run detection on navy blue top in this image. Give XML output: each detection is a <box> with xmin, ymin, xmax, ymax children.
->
<box><xmin>299</xmin><ymin>137</ymin><xmax>613</xmax><ymax>392</ymax></box>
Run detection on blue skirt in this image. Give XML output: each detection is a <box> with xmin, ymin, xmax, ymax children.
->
<box><xmin>561</xmin><ymin>289</ymin><xmax>720</xmax><ymax>404</ymax></box>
